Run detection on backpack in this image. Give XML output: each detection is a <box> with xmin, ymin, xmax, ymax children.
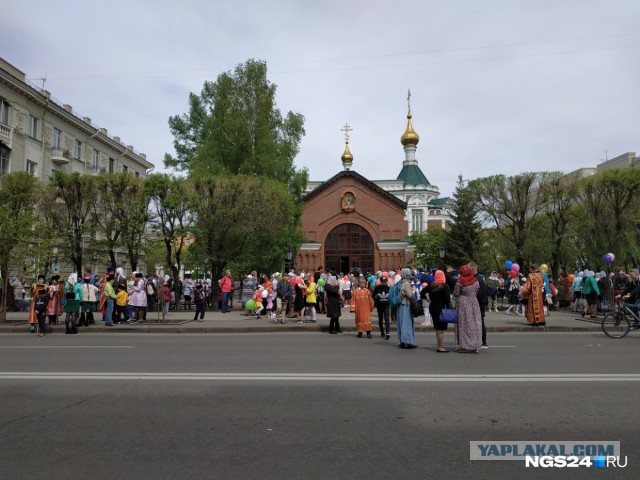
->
<box><xmin>146</xmin><ymin>281</ymin><xmax>155</xmax><ymax>296</ymax></box>
<box><xmin>65</xmin><ymin>284</ymin><xmax>75</xmax><ymax>300</ymax></box>
<box><xmin>388</xmin><ymin>282</ymin><xmax>403</xmax><ymax>307</ymax></box>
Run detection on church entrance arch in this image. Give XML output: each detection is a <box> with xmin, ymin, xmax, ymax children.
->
<box><xmin>324</xmin><ymin>223</ymin><xmax>374</xmax><ymax>274</ymax></box>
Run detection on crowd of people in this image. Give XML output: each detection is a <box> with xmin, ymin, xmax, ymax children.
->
<box><xmin>22</xmin><ymin>267</ymin><xmax>215</xmax><ymax>335</ymax></box>
<box><xmin>235</xmin><ymin>264</ymin><xmax>492</xmax><ymax>353</ymax></box>
<box><xmin>17</xmin><ymin>262</ymin><xmax>640</xmax><ymax>342</ymax></box>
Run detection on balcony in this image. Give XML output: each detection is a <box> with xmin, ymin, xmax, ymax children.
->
<box><xmin>51</xmin><ymin>147</ymin><xmax>71</xmax><ymax>166</ymax></box>
<box><xmin>0</xmin><ymin>123</ymin><xmax>12</xmax><ymax>148</ymax></box>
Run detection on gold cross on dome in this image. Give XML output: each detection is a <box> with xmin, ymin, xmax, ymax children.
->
<box><xmin>341</xmin><ymin>123</ymin><xmax>352</xmax><ymax>143</ymax></box>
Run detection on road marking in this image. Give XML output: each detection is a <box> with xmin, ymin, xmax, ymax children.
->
<box><xmin>0</xmin><ymin>373</ymin><xmax>639</xmax><ymax>382</ymax></box>
<box><xmin>0</xmin><ymin>346</ymin><xmax>134</xmax><ymax>349</ymax></box>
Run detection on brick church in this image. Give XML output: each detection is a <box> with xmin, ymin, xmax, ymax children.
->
<box><xmin>296</xmin><ymin>100</ymin><xmax>453</xmax><ymax>274</ymax></box>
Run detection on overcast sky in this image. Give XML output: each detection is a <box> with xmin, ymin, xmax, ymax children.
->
<box><xmin>3</xmin><ymin>0</ymin><xmax>639</xmax><ymax>197</ymax></box>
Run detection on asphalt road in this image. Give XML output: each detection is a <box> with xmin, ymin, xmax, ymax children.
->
<box><xmin>0</xmin><ymin>332</ymin><xmax>638</xmax><ymax>480</ymax></box>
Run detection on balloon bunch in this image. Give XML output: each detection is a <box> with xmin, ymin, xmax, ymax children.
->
<box><xmin>602</xmin><ymin>252</ymin><xmax>615</xmax><ymax>265</ymax></box>
<box><xmin>504</xmin><ymin>260</ymin><xmax>520</xmax><ymax>279</ymax></box>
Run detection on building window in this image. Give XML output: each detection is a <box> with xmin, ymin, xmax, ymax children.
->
<box><xmin>135</xmin><ymin>171</ymin><xmax>139</xmax><ymax>178</ymax></box>
<box><xmin>122</xmin><ymin>165</ymin><xmax>128</xmax><ymax>173</ymax></box>
<box><xmin>74</xmin><ymin>139</ymin><xmax>82</xmax><ymax>160</ymax></box>
<box><xmin>26</xmin><ymin>160</ymin><xmax>37</xmax><ymax>176</ymax></box>
<box><xmin>27</xmin><ymin>115</ymin><xmax>38</xmax><ymax>139</ymax></box>
<box><xmin>109</xmin><ymin>157</ymin><xmax>114</xmax><ymax>173</ymax></box>
<box><xmin>0</xmin><ymin>146</ymin><xmax>9</xmax><ymax>174</ymax></box>
<box><xmin>92</xmin><ymin>148</ymin><xmax>99</xmax><ymax>171</ymax></box>
<box><xmin>52</xmin><ymin>128</ymin><xmax>62</xmax><ymax>149</ymax></box>
<box><xmin>412</xmin><ymin>209</ymin><xmax>424</xmax><ymax>233</ymax></box>
<box><xmin>0</xmin><ymin>99</ymin><xmax>9</xmax><ymax>125</ymax></box>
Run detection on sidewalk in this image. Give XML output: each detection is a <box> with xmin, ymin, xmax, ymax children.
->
<box><xmin>0</xmin><ymin>306</ymin><xmax>603</xmax><ymax>334</ymax></box>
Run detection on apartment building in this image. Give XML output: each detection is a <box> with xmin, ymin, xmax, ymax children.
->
<box><xmin>0</xmin><ymin>58</ymin><xmax>153</xmax><ymax>180</ymax></box>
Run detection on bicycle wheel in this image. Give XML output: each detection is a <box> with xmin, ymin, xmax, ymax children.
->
<box><xmin>602</xmin><ymin>311</ymin><xmax>630</xmax><ymax>338</ymax></box>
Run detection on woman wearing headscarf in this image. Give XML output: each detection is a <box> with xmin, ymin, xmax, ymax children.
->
<box><xmin>580</xmin><ymin>270</ymin><xmax>600</xmax><ymax>319</ymax></box>
<box><xmin>128</xmin><ymin>271</ymin><xmax>148</xmax><ymax>323</ymax></box>
<box><xmin>63</xmin><ymin>273</ymin><xmax>82</xmax><ymax>334</ymax></box>
<box><xmin>453</xmin><ymin>265</ymin><xmax>482</xmax><ymax>353</ymax></box>
<box><xmin>572</xmin><ymin>271</ymin><xmax>585</xmax><ymax>313</ymax></box>
<box><xmin>397</xmin><ymin>267</ymin><xmax>417</xmax><ymax>349</ymax></box>
<box><xmin>425</xmin><ymin>270</ymin><xmax>451</xmax><ymax>352</ymax></box>
<box><xmin>46</xmin><ymin>273</ymin><xmax>63</xmax><ymax>325</ymax></box>
<box><xmin>521</xmin><ymin>264</ymin><xmax>546</xmax><ymax>326</ymax></box>
<box><xmin>241</xmin><ymin>274</ymin><xmax>257</xmax><ymax>316</ymax></box>
<box><xmin>325</xmin><ymin>275</ymin><xmax>342</xmax><ymax>334</ymax></box>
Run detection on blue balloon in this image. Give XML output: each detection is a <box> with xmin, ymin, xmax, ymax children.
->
<box><xmin>505</xmin><ymin>260</ymin><xmax>513</xmax><ymax>270</ymax></box>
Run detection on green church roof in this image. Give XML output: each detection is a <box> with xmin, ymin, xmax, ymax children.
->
<box><xmin>396</xmin><ymin>164</ymin><xmax>431</xmax><ymax>188</ymax></box>
<box><xmin>428</xmin><ymin>197</ymin><xmax>451</xmax><ymax>206</ymax></box>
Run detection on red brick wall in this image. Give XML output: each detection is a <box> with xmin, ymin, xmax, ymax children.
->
<box><xmin>299</xmin><ymin>174</ymin><xmax>409</xmax><ymax>272</ymax></box>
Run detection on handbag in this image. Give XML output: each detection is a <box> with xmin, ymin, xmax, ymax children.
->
<box><xmin>440</xmin><ymin>306</ymin><xmax>458</xmax><ymax>323</ymax></box>
<box><xmin>410</xmin><ymin>298</ymin><xmax>423</xmax><ymax>317</ymax></box>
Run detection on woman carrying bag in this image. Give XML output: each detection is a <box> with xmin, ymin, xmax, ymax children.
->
<box><xmin>397</xmin><ymin>268</ymin><xmax>417</xmax><ymax>349</ymax></box>
<box><xmin>426</xmin><ymin>270</ymin><xmax>452</xmax><ymax>353</ymax></box>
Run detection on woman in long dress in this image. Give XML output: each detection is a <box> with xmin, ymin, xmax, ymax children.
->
<box><xmin>46</xmin><ymin>274</ymin><xmax>63</xmax><ymax>325</ymax></box>
<box><xmin>426</xmin><ymin>270</ymin><xmax>451</xmax><ymax>352</ymax></box>
<box><xmin>397</xmin><ymin>268</ymin><xmax>417</xmax><ymax>349</ymax></box>
<box><xmin>325</xmin><ymin>275</ymin><xmax>342</xmax><ymax>334</ymax></box>
<box><xmin>453</xmin><ymin>265</ymin><xmax>482</xmax><ymax>353</ymax></box>
<box><xmin>521</xmin><ymin>264</ymin><xmax>546</xmax><ymax>326</ymax></box>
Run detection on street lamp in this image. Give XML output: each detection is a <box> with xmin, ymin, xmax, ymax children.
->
<box><xmin>285</xmin><ymin>247</ymin><xmax>293</xmax><ymax>272</ymax></box>
<box><xmin>438</xmin><ymin>245</ymin><xmax>446</xmax><ymax>266</ymax></box>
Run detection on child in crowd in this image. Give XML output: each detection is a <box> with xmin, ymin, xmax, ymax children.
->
<box><xmin>253</xmin><ymin>286</ymin><xmax>265</xmax><ymax>318</ymax></box>
<box><xmin>504</xmin><ymin>278</ymin><xmax>520</xmax><ymax>315</ymax></box>
<box><xmin>115</xmin><ymin>283</ymin><xmax>128</xmax><ymax>324</ymax></box>
<box><xmin>266</xmin><ymin>286</ymin><xmax>276</xmax><ymax>319</ymax></box>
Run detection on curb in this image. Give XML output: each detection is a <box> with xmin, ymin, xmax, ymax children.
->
<box><xmin>0</xmin><ymin>325</ymin><xmax>603</xmax><ymax>334</ymax></box>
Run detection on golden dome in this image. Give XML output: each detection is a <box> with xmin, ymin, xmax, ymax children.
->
<box><xmin>341</xmin><ymin>142</ymin><xmax>353</xmax><ymax>162</ymax></box>
<box><xmin>400</xmin><ymin>113</ymin><xmax>420</xmax><ymax>147</ymax></box>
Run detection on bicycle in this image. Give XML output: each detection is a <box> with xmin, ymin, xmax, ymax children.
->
<box><xmin>601</xmin><ymin>303</ymin><xmax>640</xmax><ymax>338</ymax></box>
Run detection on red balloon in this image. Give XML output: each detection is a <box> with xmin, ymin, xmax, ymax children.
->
<box><xmin>509</xmin><ymin>270</ymin><xmax>517</xmax><ymax>278</ymax></box>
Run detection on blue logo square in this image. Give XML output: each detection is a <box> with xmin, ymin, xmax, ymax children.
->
<box><xmin>594</xmin><ymin>456</ymin><xmax>606</xmax><ymax>468</ymax></box>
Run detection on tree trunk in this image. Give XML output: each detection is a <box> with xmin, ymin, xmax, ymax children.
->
<box><xmin>0</xmin><ymin>275</ymin><xmax>8</xmax><ymax>323</ymax></box>
<box><xmin>128</xmin><ymin>245</ymin><xmax>137</xmax><ymax>273</ymax></box>
<box><xmin>108</xmin><ymin>249</ymin><xmax>116</xmax><ymax>270</ymax></box>
<box><xmin>210</xmin><ymin>262</ymin><xmax>224</xmax><ymax>311</ymax></box>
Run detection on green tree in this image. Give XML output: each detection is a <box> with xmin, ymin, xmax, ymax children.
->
<box><xmin>536</xmin><ymin>171</ymin><xmax>580</xmax><ymax>277</ymax></box>
<box><xmin>93</xmin><ymin>173</ymin><xmax>142</xmax><ymax>269</ymax></box>
<box><xmin>164</xmin><ymin>58</ymin><xmax>308</xmax><ymax>202</ymax></box>
<box><xmin>410</xmin><ymin>228</ymin><xmax>447</xmax><ymax>268</ymax></box>
<box><xmin>145</xmin><ymin>174</ymin><xmax>193</xmax><ymax>293</ymax></box>
<box><xmin>49</xmin><ymin>172</ymin><xmax>97</xmax><ymax>274</ymax></box>
<box><xmin>576</xmin><ymin>168</ymin><xmax>640</xmax><ymax>269</ymax></box>
<box><xmin>191</xmin><ymin>175</ymin><xmax>297</xmax><ymax>310</ymax></box>
<box><xmin>119</xmin><ymin>176</ymin><xmax>150</xmax><ymax>272</ymax></box>
<box><xmin>0</xmin><ymin>172</ymin><xmax>41</xmax><ymax>321</ymax></box>
<box><xmin>446</xmin><ymin>175</ymin><xmax>483</xmax><ymax>267</ymax></box>
<box><xmin>468</xmin><ymin>172</ymin><xmax>548</xmax><ymax>264</ymax></box>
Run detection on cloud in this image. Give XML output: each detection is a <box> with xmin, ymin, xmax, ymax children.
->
<box><xmin>2</xmin><ymin>0</ymin><xmax>638</xmax><ymax>197</ymax></box>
